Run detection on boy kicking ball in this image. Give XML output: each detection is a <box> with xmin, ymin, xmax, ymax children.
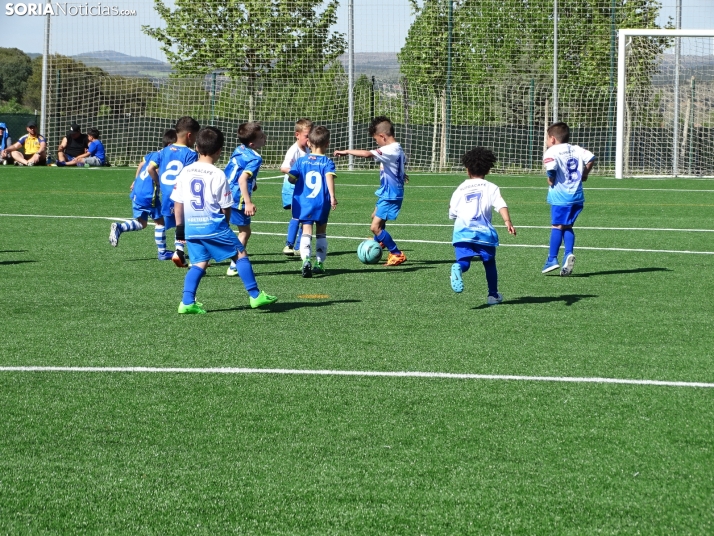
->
<box><xmin>449</xmin><ymin>146</ymin><xmax>516</xmax><ymax>305</ymax></box>
<box><xmin>172</xmin><ymin>126</ymin><xmax>277</xmax><ymax>314</ymax></box>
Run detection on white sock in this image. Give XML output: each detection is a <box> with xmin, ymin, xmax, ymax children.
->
<box><xmin>316</xmin><ymin>233</ymin><xmax>327</xmax><ymax>263</ymax></box>
<box><xmin>300</xmin><ymin>234</ymin><xmax>312</xmax><ymax>261</ymax></box>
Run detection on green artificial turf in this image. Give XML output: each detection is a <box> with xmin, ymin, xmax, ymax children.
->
<box><xmin>0</xmin><ymin>166</ymin><xmax>713</xmax><ymax>533</ymax></box>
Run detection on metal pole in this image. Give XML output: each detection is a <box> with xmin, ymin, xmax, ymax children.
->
<box><xmin>348</xmin><ymin>0</ymin><xmax>354</xmax><ymax>171</ymax></box>
<box><xmin>673</xmin><ymin>0</ymin><xmax>682</xmax><ymax>176</ymax></box>
<box><xmin>615</xmin><ymin>30</ymin><xmax>627</xmax><ymax>178</ymax></box>
<box><xmin>445</xmin><ymin>0</ymin><xmax>453</xmax><ymax>165</ymax></box>
<box><xmin>210</xmin><ymin>72</ymin><xmax>217</xmax><ymax>125</ymax></box>
<box><xmin>553</xmin><ymin>0</ymin><xmax>558</xmax><ymax>122</ymax></box>
<box><xmin>528</xmin><ymin>79</ymin><xmax>534</xmax><ymax>170</ymax></box>
<box><xmin>370</xmin><ymin>75</ymin><xmax>375</xmax><ymax>120</ymax></box>
<box><xmin>40</xmin><ymin>0</ymin><xmax>51</xmax><ymax>138</ymax></box>
<box><xmin>607</xmin><ymin>0</ymin><xmax>616</xmax><ymax>166</ymax></box>
<box><xmin>689</xmin><ymin>76</ymin><xmax>695</xmax><ymax>175</ymax></box>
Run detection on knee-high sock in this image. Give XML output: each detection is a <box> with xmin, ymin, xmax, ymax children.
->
<box><xmin>286</xmin><ymin>218</ymin><xmax>300</xmax><ymax>247</ymax></box>
<box><xmin>118</xmin><ymin>220</ymin><xmax>143</xmax><ymax>233</ymax></box>
<box><xmin>236</xmin><ymin>257</ymin><xmax>260</xmax><ymax>298</ymax></box>
<box><xmin>300</xmin><ymin>233</ymin><xmax>312</xmax><ymax>261</ymax></box>
<box><xmin>154</xmin><ymin>225</ymin><xmax>166</xmax><ymax>253</ymax></box>
<box><xmin>374</xmin><ymin>229</ymin><xmax>400</xmax><ymax>254</ymax></box>
<box><xmin>458</xmin><ymin>260</ymin><xmax>470</xmax><ymax>273</ymax></box>
<box><xmin>182</xmin><ymin>266</ymin><xmax>205</xmax><ymax>305</ymax></box>
<box><xmin>483</xmin><ymin>259</ymin><xmax>498</xmax><ymax>297</ymax></box>
<box><xmin>563</xmin><ymin>229</ymin><xmax>575</xmax><ymax>256</ymax></box>
<box><xmin>315</xmin><ymin>233</ymin><xmax>327</xmax><ymax>263</ymax></box>
<box><xmin>548</xmin><ymin>228</ymin><xmax>564</xmax><ymax>261</ymax></box>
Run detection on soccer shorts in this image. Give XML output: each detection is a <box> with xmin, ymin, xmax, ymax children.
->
<box><xmin>186</xmin><ymin>231</ymin><xmax>244</xmax><ymax>263</ymax></box>
<box><xmin>454</xmin><ymin>242</ymin><xmax>496</xmax><ymax>263</ymax></box>
<box><xmin>132</xmin><ymin>203</ymin><xmax>162</xmax><ymax>222</ymax></box>
<box><xmin>162</xmin><ymin>214</ymin><xmax>176</xmax><ymax>230</ymax></box>
<box><xmin>551</xmin><ymin>204</ymin><xmax>583</xmax><ymax>226</ymax></box>
<box><xmin>374</xmin><ymin>198</ymin><xmax>403</xmax><ymax>221</ymax></box>
<box><xmin>281</xmin><ymin>179</ymin><xmax>295</xmax><ymax>209</ymax></box>
<box><xmin>230</xmin><ymin>209</ymin><xmax>251</xmax><ymax>227</ymax></box>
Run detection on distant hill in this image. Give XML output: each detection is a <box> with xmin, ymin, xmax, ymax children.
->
<box><xmin>339</xmin><ymin>52</ymin><xmax>401</xmax><ymax>81</ymax></box>
<box><xmin>73</xmin><ymin>50</ymin><xmax>172</xmax><ymax>78</ymax></box>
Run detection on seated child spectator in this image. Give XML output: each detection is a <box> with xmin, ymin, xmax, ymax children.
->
<box><xmin>0</xmin><ymin>123</ymin><xmax>12</xmax><ymax>164</ymax></box>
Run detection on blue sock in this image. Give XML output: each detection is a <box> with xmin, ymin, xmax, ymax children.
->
<box><xmin>296</xmin><ymin>227</ymin><xmax>303</xmax><ymax>248</ymax></box>
<box><xmin>548</xmin><ymin>228</ymin><xmax>564</xmax><ymax>261</ymax></box>
<box><xmin>286</xmin><ymin>219</ymin><xmax>300</xmax><ymax>247</ymax></box>
<box><xmin>236</xmin><ymin>257</ymin><xmax>260</xmax><ymax>298</ymax></box>
<box><xmin>182</xmin><ymin>266</ymin><xmax>205</xmax><ymax>305</ymax></box>
<box><xmin>375</xmin><ymin>229</ymin><xmax>401</xmax><ymax>254</ymax></box>
<box><xmin>484</xmin><ymin>259</ymin><xmax>499</xmax><ymax>297</ymax></box>
<box><xmin>155</xmin><ymin>225</ymin><xmax>166</xmax><ymax>253</ymax></box>
<box><xmin>563</xmin><ymin>229</ymin><xmax>575</xmax><ymax>256</ymax></box>
<box><xmin>458</xmin><ymin>260</ymin><xmax>470</xmax><ymax>273</ymax></box>
<box><xmin>56</xmin><ymin>161</ymin><xmax>66</xmax><ymax>167</ymax></box>
<box><xmin>119</xmin><ymin>220</ymin><xmax>143</xmax><ymax>233</ymax></box>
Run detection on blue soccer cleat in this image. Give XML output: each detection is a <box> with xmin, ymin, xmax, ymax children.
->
<box><xmin>542</xmin><ymin>258</ymin><xmax>560</xmax><ymax>274</ymax></box>
<box><xmin>158</xmin><ymin>250</ymin><xmax>174</xmax><ymax>261</ymax></box>
<box><xmin>450</xmin><ymin>263</ymin><xmax>464</xmax><ymax>293</ymax></box>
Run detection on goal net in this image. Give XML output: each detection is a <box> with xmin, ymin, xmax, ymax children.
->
<box><xmin>616</xmin><ymin>29</ymin><xmax>714</xmax><ymax>178</ymax></box>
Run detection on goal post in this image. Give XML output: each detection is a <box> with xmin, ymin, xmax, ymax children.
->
<box><xmin>616</xmin><ymin>29</ymin><xmax>714</xmax><ymax>178</ymax></box>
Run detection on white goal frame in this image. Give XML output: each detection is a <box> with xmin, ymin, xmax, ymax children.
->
<box><xmin>616</xmin><ymin>29</ymin><xmax>714</xmax><ymax>179</ymax></box>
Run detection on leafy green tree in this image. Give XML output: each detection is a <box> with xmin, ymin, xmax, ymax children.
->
<box><xmin>0</xmin><ymin>48</ymin><xmax>33</xmax><ymax>102</ymax></box>
<box><xmin>23</xmin><ymin>55</ymin><xmax>43</xmax><ymax>111</ymax></box>
<box><xmin>142</xmin><ymin>0</ymin><xmax>346</xmax><ymax>119</ymax></box>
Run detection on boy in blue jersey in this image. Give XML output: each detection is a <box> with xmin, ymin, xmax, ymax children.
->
<box><xmin>172</xmin><ymin>126</ymin><xmax>277</xmax><ymax>314</ymax></box>
<box><xmin>334</xmin><ymin>116</ymin><xmax>408</xmax><ymax>266</ymax></box>
<box><xmin>449</xmin><ymin>147</ymin><xmax>516</xmax><ymax>305</ymax></box>
<box><xmin>288</xmin><ymin>125</ymin><xmax>337</xmax><ymax>277</ymax></box>
<box><xmin>280</xmin><ymin>118</ymin><xmax>312</xmax><ymax>255</ymax></box>
<box><xmin>55</xmin><ymin>128</ymin><xmax>106</xmax><ymax>167</ymax></box>
<box><xmin>541</xmin><ymin>122</ymin><xmax>595</xmax><ymax>276</ymax></box>
<box><xmin>223</xmin><ymin>122</ymin><xmax>267</xmax><ymax>276</ymax></box>
<box><xmin>109</xmin><ymin>129</ymin><xmax>177</xmax><ymax>258</ymax></box>
<box><xmin>147</xmin><ymin>116</ymin><xmax>200</xmax><ymax>267</ymax></box>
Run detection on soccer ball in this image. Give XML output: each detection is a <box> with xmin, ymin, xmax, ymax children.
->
<box><xmin>357</xmin><ymin>239</ymin><xmax>383</xmax><ymax>264</ymax></box>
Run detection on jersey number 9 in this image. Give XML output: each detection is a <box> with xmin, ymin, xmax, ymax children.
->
<box><xmin>305</xmin><ymin>171</ymin><xmax>322</xmax><ymax>199</ymax></box>
<box><xmin>190</xmin><ymin>179</ymin><xmax>205</xmax><ymax>210</ymax></box>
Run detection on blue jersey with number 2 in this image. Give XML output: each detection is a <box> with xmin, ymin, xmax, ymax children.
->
<box><xmin>151</xmin><ymin>144</ymin><xmax>198</xmax><ymax>216</ymax></box>
<box><xmin>131</xmin><ymin>151</ymin><xmax>159</xmax><ymax>208</ymax></box>
<box><xmin>289</xmin><ymin>154</ymin><xmax>336</xmax><ymax>223</ymax></box>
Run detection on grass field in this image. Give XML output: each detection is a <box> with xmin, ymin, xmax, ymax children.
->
<box><xmin>1</xmin><ymin>166</ymin><xmax>713</xmax><ymax>534</ymax></box>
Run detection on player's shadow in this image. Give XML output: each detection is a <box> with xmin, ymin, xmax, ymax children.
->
<box><xmin>0</xmin><ymin>259</ymin><xmax>37</xmax><ymax>266</ymax></box>
<box><xmin>0</xmin><ymin>250</ymin><xmax>28</xmax><ymax>254</ymax></box>
<box><xmin>569</xmin><ymin>267</ymin><xmax>671</xmax><ymax>278</ymax></box>
<box><xmin>125</xmin><ymin>257</ymin><xmax>159</xmax><ymax>262</ymax></box>
<box><xmin>473</xmin><ymin>294</ymin><xmax>597</xmax><ymax>309</ymax></box>
<box><xmin>207</xmin><ymin>298</ymin><xmax>361</xmax><ymax>314</ymax></box>
<box><xmin>256</xmin><ymin>265</ymin><xmax>433</xmax><ymax>277</ymax></box>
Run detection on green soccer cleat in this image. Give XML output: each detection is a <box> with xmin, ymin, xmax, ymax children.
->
<box><xmin>312</xmin><ymin>261</ymin><xmax>325</xmax><ymax>274</ymax></box>
<box><xmin>249</xmin><ymin>290</ymin><xmax>278</xmax><ymax>309</ymax></box>
<box><xmin>178</xmin><ymin>302</ymin><xmax>206</xmax><ymax>314</ymax></box>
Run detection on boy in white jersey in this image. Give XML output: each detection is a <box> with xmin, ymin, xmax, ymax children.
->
<box><xmin>542</xmin><ymin>122</ymin><xmax>596</xmax><ymax>276</ymax></box>
<box><xmin>171</xmin><ymin>127</ymin><xmax>277</xmax><ymax>314</ymax></box>
<box><xmin>449</xmin><ymin>147</ymin><xmax>516</xmax><ymax>305</ymax></box>
<box><xmin>280</xmin><ymin>118</ymin><xmax>312</xmax><ymax>255</ymax></box>
<box><xmin>334</xmin><ymin>116</ymin><xmax>408</xmax><ymax>266</ymax></box>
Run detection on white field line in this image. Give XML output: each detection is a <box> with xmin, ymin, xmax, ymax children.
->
<box><xmin>0</xmin><ymin>366</ymin><xmax>712</xmax><ymax>388</ymax></box>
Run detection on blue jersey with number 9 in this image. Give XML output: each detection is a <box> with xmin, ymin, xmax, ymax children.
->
<box><xmin>289</xmin><ymin>155</ymin><xmax>336</xmax><ymax>223</ymax></box>
<box><xmin>151</xmin><ymin>144</ymin><xmax>198</xmax><ymax>216</ymax></box>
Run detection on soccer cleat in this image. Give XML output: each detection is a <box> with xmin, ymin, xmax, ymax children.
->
<box><xmin>487</xmin><ymin>293</ymin><xmax>504</xmax><ymax>305</ymax></box>
<box><xmin>385</xmin><ymin>252</ymin><xmax>407</xmax><ymax>266</ymax></box>
<box><xmin>542</xmin><ymin>258</ymin><xmax>560</xmax><ymax>274</ymax></box>
<box><xmin>157</xmin><ymin>250</ymin><xmax>174</xmax><ymax>261</ymax></box>
<box><xmin>109</xmin><ymin>222</ymin><xmax>121</xmax><ymax>247</ymax></box>
<box><xmin>312</xmin><ymin>261</ymin><xmax>325</xmax><ymax>275</ymax></box>
<box><xmin>560</xmin><ymin>253</ymin><xmax>575</xmax><ymax>277</ymax></box>
<box><xmin>450</xmin><ymin>263</ymin><xmax>464</xmax><ymax>293</ymax></box>
<box><xmin>178</xmin><ymin>302</ymin><xmax>206</xmax><ymax>314</ymax></box>
<box><xmin>226</xmin><ymin>265</ymin><xmax>237</xmax><ymax>277</ymax></box>
<box><xmin>249</xmin><ymin>290</ymin><xmax>278</xmax><ymax>309</ymax></box>
<box><xmin>172</xmin><ymin>249</ymin><xmax>189</xmax><ymax>268</ymax></box>
<box><xmin>283</xmin><ymin>245</ymin><xmax>295</xmax><ymax>256</ymax></box>
<box><xmin>301</xmin><ymin>259</ymin><xmax>312</xmax><ymax>278</ymax></box>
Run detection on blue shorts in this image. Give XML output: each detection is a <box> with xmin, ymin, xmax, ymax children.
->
<box><xmin>282</xmin><ymin>180</ymin><xmax>295</xmax><ymax>209</ymax></box>
<box><xmin>66</xmin><ymin>154</ymin><xmax>76</xmax><ymax>162</ymax></box>
<box><xmin>454</xmin><ymin>242</ymin><xmax>496</xmax><ymax>263</ymax></box>
<box><xmin>551</xmin><ymin>204</ymin><xmax>583</xmax><ymax>226</ymax></box>
<box><xmin>186</xmin><ymin>232</ymin><xmax>244</xmax><ymax>263</ymax></box>
<box><xmin>162</xmin><ymin>214</ymin><xmax>176</xmax><ymax>230</ymax></box>
<box><xmin>229</xmin><ymin>209</ymin><xmax>251</xmax><ymax>227</ymax></box>
<box><xmin>375</xmin><ymin>199</ymin><xmax>403</xmax><ymax>221</ymax></box>
<box><xmin>132</xmin><ymin>204</ymin><xmax>162</xmax><ymax>222</ymax></box>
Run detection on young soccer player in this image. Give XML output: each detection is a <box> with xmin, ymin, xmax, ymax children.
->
<box><xmin>172</xmin><ymin>126</ymin><xmax>277</xmax><ymax>314</ymax></box>
<box><xmin>147</xmin><ymin>116</ymin><xmax>200</xmax><ymax>266</ymax></box>
<box><xmin>334</xmin><ymin>116</ymin><xmax>408</xmax><ymax>266</ymax></box>
<box><xmin>280</xmin><ymin>118</ymin><xmax>313</xmax><ymax>255</ymax></box>
<box><xmin>287</xmin><ymin>125</ymin><xmax>337</xmax><ymax>277</ymax></box>
<box><xmin>223</xmin><ymin>122</ymin><xmax>267</xmax><ymax>276</ymax></box>
<box><xmin>449</xmin><ymin>146</ymin><xmax>516</xmax><ymax>305</ymax></box>
<box><xmin>109</xmin><ymin>129</ymin><xmax>177</xmax><ymax>258</ymax></box>
<box><xmin>541</xmin><ymin>122</ymin><xmax>595</xmax><ymax>276</ymax></box>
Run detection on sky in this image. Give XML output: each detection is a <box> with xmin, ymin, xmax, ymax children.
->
<box><xmin>0</xmin><ymin>0</ymin><xmax>711</xmax><ymax>58</ymax></box>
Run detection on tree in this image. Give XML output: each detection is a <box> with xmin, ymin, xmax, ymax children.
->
<box><xmin>0</xmin><ymin>48</ymin><xmax>33</xmax><ymax>102</ymax></box>
<box><xmin>142</xmin><ymin>0</ymin><xmax>346</xmax><ymax>119</ymax></box>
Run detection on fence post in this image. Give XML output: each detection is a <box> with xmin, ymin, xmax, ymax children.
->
<box><xmin>528</xmin><ymin>79</ymin><xmax>534</xmax><ymax>171</ymax></box>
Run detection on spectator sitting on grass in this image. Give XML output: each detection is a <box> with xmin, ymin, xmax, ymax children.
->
<box><xmin>57</xmin><ymin>123</ymin><xmax>88</xmax><ymax>165</ymax></box>
<box><xmin>6</xmin><ymin>121</ymin><xmax>46</xmax><ymax>166</ymax></box>
<box><xmin>0</xmin><ymin>122</ymin><xmax>12</xmax><ymax>164</ymax></box>
<box><xmin>55</xmin><ymin>128</ymin><xmax>106</xmax><ymax>167</ymax></box>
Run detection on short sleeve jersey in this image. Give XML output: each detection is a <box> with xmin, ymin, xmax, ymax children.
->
<box><xmin>449</xmin><ymin>178</ymin><xmax>507</xmax><ymax>247</ymax></box>
<box><xmin>543</xmin><ymin>143</ymin><xmax>595</xmax><ymax>206</ymax></box>
<box><xmin>131</xmin><ymin>152</ymin><xmax>159</xmax><ymax>208</ymax></box>
<box><xmin>288</xmin><ymin>154</ymin><xmax>336</xmax><ymax>222</ymax></box>
<box><xmin>18</xmin><ymin>134</ymin><xmax>46</xmax><ymax>155</ymax></box>
<box><xmin>170</xmin><ymin>162</ymin><xmax>234</xmax><ymax>239</ymax></box>
<box><xmin>282</xmin><ymin>142</ymin><xmax>309</xmax><ymax>189</ymax></box>
<box><xmin>224</xmin><ymin>145</ymin><xmax>262</xmax><ymax>210</ymax></box>
<box><xmin>151</xmin><ymin>144</ymin><xmax>198</xmax><ymax>216</ymax></box>
<box><xmin>370</xmin><ymin>142</ymin><xmax>406</xmax><ymax>201</ymax></box>
<box><xmin>88</xmin><ymin>140</ymin><xmax>106</xmax><ymax>164</ymax></box>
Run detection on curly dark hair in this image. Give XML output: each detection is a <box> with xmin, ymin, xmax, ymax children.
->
<box><xmin>368</xmin><ymin>116</ymin><xmax>394</xmax><ymax>137</ymax></box>
<box><xmin>462</xmin><ymin>146</ymin><xmax>497</xmax><ymax>177</ymax></box>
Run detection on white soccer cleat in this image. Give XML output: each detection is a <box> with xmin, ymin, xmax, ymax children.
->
<box><xmin>487</xmin><ymin>293</ymin><xmax>504</xmax><ymax>305</ymax></box>
<box><xmin>560</xmin><ymin>254</ymin><xmax>575</xmax><ymax>276</ymax></box>
<box><xmin>109</xmin><ymin>222</ymin><xmax>121</xmax><ymax>247</ymax></box>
